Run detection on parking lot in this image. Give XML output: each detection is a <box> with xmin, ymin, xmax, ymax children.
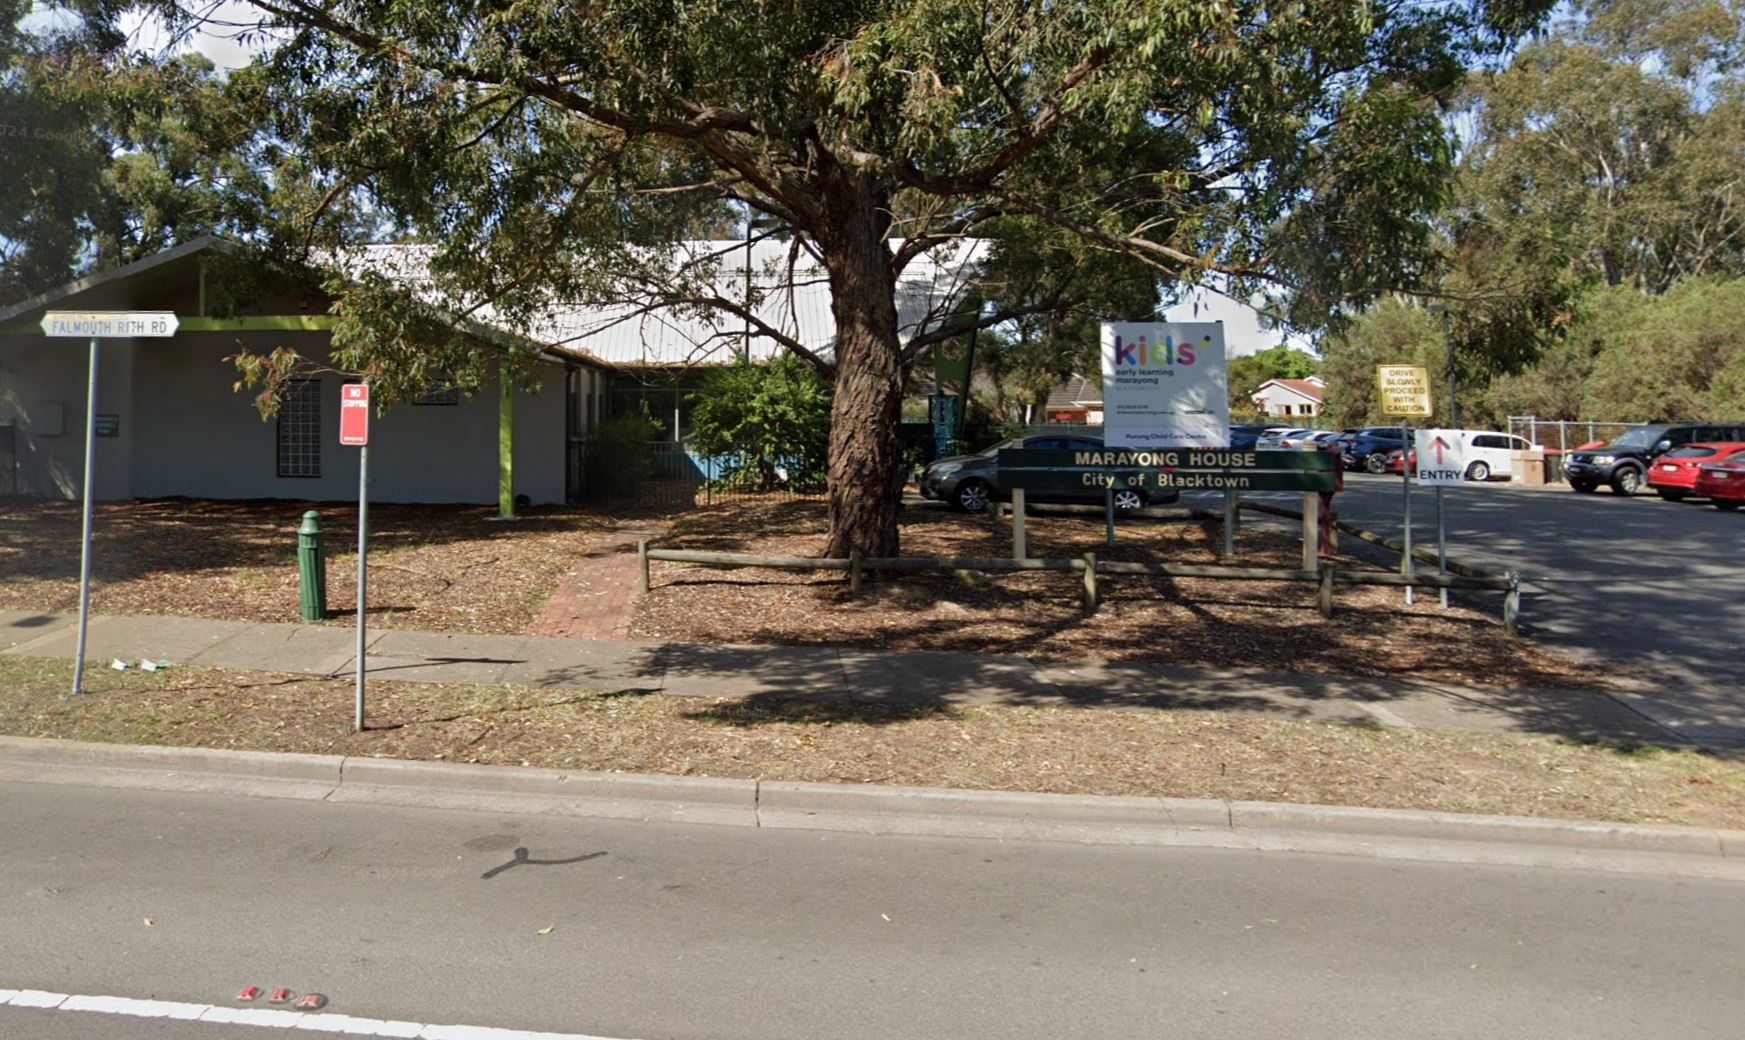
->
<box><xmin>1217</xmin><ymin>474</ymin><xmax>1745</xmax><ymax>747</ymax></box>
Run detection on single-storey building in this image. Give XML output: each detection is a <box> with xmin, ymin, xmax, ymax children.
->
<box><xmin>0</xmin><ymin>237</ymin><xmax>610</xmax><ymax>507</ymax></box>
<box><xmin>1038</xmin><ymin>375</ymin><xmax>1103</xmax><ymax>425</ymax></box>
<box><xmin>0</xmin><ymin>237</ymin><xmax>981</xmax><ymax>505</ymax></box>
<box><xmin>1250</xmin><ymin>376</ymin><xmax>1325</xmax><ymax>419</ymax></box>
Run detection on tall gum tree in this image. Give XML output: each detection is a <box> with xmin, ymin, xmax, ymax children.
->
<box><xmin>160</xmin><ymin>0</ymin><xmax>1553</xmax><ymax>555</ymax></box>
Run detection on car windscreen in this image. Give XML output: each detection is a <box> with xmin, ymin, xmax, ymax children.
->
<box><xmin>1666</xmin><ymin>446</ymin><xmax>1717</xmax><ymax>459</ymax></box>
<box><xmin>1611</xmin><ymin>426</ymin><xmax>1669</xmax><ymax>449</ymax></box>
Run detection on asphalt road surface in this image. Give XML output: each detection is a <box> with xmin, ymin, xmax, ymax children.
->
<box><xmin>1211</xmin><ymin>475</ymin><xmax>1745</xmax><ymax>743</ymax></box>
<box><xmin>3</xmin><ymin>781</ymin><xmax>1743</xmax><ymax>1040</ymax></box>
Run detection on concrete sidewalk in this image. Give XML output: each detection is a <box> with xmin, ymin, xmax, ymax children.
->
<box><xmin>0</xmin><ymin>608</ymin><xmax>1696</xmax><ymax>747</ymax></box>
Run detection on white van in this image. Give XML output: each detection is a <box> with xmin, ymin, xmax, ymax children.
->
<box><xmin>1456</xmin><ymin>430</ymin><xmax>1538</xmax><ymax>481</ymax></box>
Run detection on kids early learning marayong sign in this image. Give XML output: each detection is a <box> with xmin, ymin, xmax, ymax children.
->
<box><xmin>1100</xmin><ymin>322</ymin><xmax>1230</xmax><ymax>449</ymax></box>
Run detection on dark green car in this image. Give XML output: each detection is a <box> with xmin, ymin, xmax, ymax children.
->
<box><xmin>919</xmin><ymin>432</ymin><xmax>1183</xmax><ymax>512</ymax></box>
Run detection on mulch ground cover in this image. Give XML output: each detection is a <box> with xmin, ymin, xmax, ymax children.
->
<box><xmin>0</xmin><ymin>499</ymin><xmax>628</xmax><ymax>635</ymax></box>
<box><xmin>632</xmin><ymin>498</ymin><xmax>1597</xmax><ymax>690</ymax></box>
<box><xmin>6</xmin><ymin>656</ymin><xmax>1741</xmax><ymax>829</ymax></box>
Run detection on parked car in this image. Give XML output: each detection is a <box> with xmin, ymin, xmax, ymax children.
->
<box><xmin>1646</xmin><ymin>443</ymin><xmax>1745</xmax><ymax>501</ymax></box>
<box><xmin>1565</xmin><ymin>422</ymin><xmax>1745</xmax><ymax>495</ymax></box>
<box><xmin>1337</xmin><ymin>427</ymin><xmax>1407</xmax><ymax>473</ymax></box>
<box><xmin>1695</xmin><ymin>459</ymin><xmax>1745</xmax><ymax>511</ymax></box>
<box><xmin>919</xmin><ymin>433</ymin><xmax>1183</xmax><ymax>512</ymax></box>
<box><xmin>1257</xmin><ymin>427</ymin><xmax>1336</xmax><ymax>451</ymax></box>
<box><xmin>1228</xmin><ymin>423</ymin><xmax>1287</xmax><ymax>451</ymax></box>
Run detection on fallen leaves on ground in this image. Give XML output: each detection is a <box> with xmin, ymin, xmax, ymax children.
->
<box><xmin>6</xmin><ymin>657</ymin><xmax>1742</xmax><ymax>830</ymax></box>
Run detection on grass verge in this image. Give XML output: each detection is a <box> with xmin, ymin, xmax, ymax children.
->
<box><xmin>5</xmin><ymin>657</ymin><xmax>1742</xmax><ymax>829</ymax></box>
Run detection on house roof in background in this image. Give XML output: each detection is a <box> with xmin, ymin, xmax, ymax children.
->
<box><xmin>334</xmin><ymin>238</ymin><xmax>984</xmax><ymax>368</ymax></box>
<box><xmin>1043</xmin><ymin>375</ymin><xmax>1103</xmax><ymax>411</ymax></box>
<box><xmin>1253</xmin><ymin>378</ymin><xmax>1325</xmax><ymax>404</ymax></box>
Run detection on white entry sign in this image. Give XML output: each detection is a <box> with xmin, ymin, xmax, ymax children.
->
<box><xmin>1099</xmin><ymin>322</ymin><xmax>1229</xmax><ymax>449</ymax></box>
<box><xmin>40</xmin><ymin>311</ymin><xmax>179</xmax><ymax>338</ymax></box>
<box><xmin>1415</xmin><ymin>429</ymin><xmax>1467</xmax><ymax>485</ymax></box>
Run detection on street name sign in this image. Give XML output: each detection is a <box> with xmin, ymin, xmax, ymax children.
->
<box><xmin>1100</xmin><ymin>322</ymin><xmax>1229</xmax><ymax>449</ymax></box>
<box><xmin>1377</xmin><ymin>365</ymin><xmax>1432</xmax><ymax>417</ymax></box>
<box><xmin>1415</xmin><ymin>429</ymin><xmax>1467</xmax><ymax>486</ymax></box>
<box><xmin>996</xmin><ymin>448</ymin><xmax>1338</xmax><ymax>494</ymax></box>
<box><xmin>40</xmin><ymin>311</ymin><xmax>179</xmax><ymax>338</ymax></box>
<box><xmin>340</xmin><ymin>383</ymin><xmax>370</xmax><ymax>446</ymax></box>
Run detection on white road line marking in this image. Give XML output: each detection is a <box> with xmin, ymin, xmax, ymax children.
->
<box><xmin>2</xmin><ymin>986</ymin><xmax>640</xmax><ymax>1039</ymax></box>
<box><xmin>1358</xmin><ymin>702</ymin><xmax>1416</xmax><ymax>729</ymax></box>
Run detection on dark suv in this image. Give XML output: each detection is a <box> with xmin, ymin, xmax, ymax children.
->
<box><xmin>1566</xmin><ymin>422</ymin><xmax>1745</xmax><ymax>495</ymax></box>
<box><xmin>1334</xmin><ymin>427</ymin><xmax>1407</xmax><ymax>473</ymax></box>
<box><xmin>920</xmin><ymin>432</ymin><xmax>1183</xmax><ymax>512</ymax></box>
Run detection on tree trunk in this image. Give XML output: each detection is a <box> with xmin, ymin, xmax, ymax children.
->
<box><xmin>818</xmin><ymin>176</ymin><xmax>904</xmax><ymax>558</ymax></box>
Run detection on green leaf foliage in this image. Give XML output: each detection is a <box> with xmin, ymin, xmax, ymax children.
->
<box><xmin>688</xmin><ymin>355</ymin><xmax>832</xmax><ymax>490</ymax></box>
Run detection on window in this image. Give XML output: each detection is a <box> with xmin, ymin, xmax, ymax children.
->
<box><xmin>277</xmin><ymin>379</ymin><xmax>322</xmax><ymax>478</ymax></box>
<box><xmin>1473</xmin><ymin>435</ymin><xmax>1507</xmax><ymax>449</ymax></box>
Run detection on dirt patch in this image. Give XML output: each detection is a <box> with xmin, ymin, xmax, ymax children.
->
<box><xmin>0</xmin><ymin>499</ymin><xmax>639</xmax><ymax>635</ymax></box>
<box><xmin>5</xmin><ymin>656</ymin><xmax>1741</xmax><ymax>829</ymax></box>
<box><xmin>630</xmin><ymin>499</ymin><xmax>1594</xmax><ymax>690</ymax></box>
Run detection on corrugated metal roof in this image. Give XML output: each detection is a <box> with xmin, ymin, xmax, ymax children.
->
<box><xmin>331</xmin><ymin>239</ymin><xmax>983</xmax><ymax>368</ymax></box>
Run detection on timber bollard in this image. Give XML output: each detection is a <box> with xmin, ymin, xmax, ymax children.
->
<box><xmin>296</xmin><ymin>510</ymin><xmax>327</xmax><ymax>622</ymax></box>
<box><xmin>1082</xmin><ymin>552</ymin><xmax>1099</xmax><ymax>609</ymax></box>
<box><xmin>637</xmin><ymin>539</ymin><xmax>650</xmax><ymax>593</ymax></box>
<box><xmin>1318</xmin><ymin>563</ymin><xmax>1335</xmax><ymax>619</ymax></box>
<box><xmin>849</xmin><ymin>549</ymin><xmax>863</xmax><ymax>594</ymax></box>
<box><xmin>1504</xmin><ymin>572</ymin><xmax>1521</xmax><ymax>636</ymax></box>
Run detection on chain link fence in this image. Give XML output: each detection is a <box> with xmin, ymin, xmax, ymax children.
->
<box><xmin>1507</xmin><ymin>416</ymin><xmax>1648</xmax><ymax>455</ymax></box>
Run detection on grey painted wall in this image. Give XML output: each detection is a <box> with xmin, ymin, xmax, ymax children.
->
<box><xmin>0</xmin><ymin>332</ymin><xmax>568</xmax><ymax>505</ymax></box>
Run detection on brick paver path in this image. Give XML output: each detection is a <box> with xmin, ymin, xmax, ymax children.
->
<box><xmin>527</xmin><ymin>527</ymin><xmax>661</xmax><ymax>640</ymax></box>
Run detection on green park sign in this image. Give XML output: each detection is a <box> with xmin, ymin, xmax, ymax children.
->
<box><xmin>995</xmin><ymin>448</ymin><xmax>1339</xmax><ymax>494</ymax></box>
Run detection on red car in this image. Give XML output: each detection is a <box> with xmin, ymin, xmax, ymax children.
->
<box><xmin>1647</xmin><ymin>442</ymin><xmax>1745</xmax><ymax>501</ymax></box>
<box><xmin>1695</xmin><ymin>459</ymin><xmax>1745</xmax><ymax>511</ymax></box>
<box><xmin>1382</xmin><ymin>448</ymin><xmax>1415</xmax><ymax>475</ymax></box>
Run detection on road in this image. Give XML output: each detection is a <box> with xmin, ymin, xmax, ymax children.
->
<box><xmin>2</xmin><ymin>781</ymin><xmax>1742</xmax><ymax>1040</ymax></box>
<box><xmin>1210</xmin><ymin>475</ymin><xmax>1745</xmax><ymax>744</ymax></box>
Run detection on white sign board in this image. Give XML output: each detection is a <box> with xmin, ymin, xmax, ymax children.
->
<box><xmin>1099</xmin><ymin>322</ymin><xmax>1229</xmax><ymax>449</ymax></box>
<box><xmin>1414</xmin><ymin>429</ymin><xmax>1467</xmax><ymax>485</ymax></box>
<box><xmin>40</xmin><ymin>311</ymin><xmax>179</xmax><ymax>338</ymax></box>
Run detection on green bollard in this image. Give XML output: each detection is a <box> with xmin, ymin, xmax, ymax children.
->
<box><xmin>297</xmin><ymin>510</ymin><xmax>327</xmax><ymax>622</ymax></box>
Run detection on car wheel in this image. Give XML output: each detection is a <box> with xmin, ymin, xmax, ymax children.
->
<box><xmin>1571</xmin><ymin>480</ymin><xmax>1598</xmax><ymax>493</ymax></box>
<box><xmin>1656</xmin><ymin>489</ymin><xmax>1687</xmax><ymax>502</ymax></box>
<box><xmin>954</xmin><ymin>479</ymin><xmax>993</xmax><ymax>513</ymax></box>
<box><xmin>1716</xmin><ymin>500</ymin><xmax>1740</xmax><ymax>512</ymax></box>
<box><xmin>1465</xmin><ymin>461</ymin><xmax>1491</xmax><ymax>482</ymax></box>
<box><xmin>1610</xmin><ymin>467</ymin><xmax>1643</xmax><ymax>496</ymax></box>
<box><xmin>1112</xmin><ymin>489</ymin><xmax>1146</xmax><ymax>512</ymax></box>
<box><xmin>1364</xmin><ymin>454</ymin><xmax>1388</xmax><ymax>474</ymax></box>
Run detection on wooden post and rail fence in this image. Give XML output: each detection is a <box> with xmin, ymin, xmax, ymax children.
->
<box><xmin>634</xmin><ymin>538</ymin><xmax>1522</xmax><ymax>634</ymax></box>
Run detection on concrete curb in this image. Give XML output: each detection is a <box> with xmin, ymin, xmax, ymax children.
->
<box><xmin>0</xmin><ymin>736</ymin><xmax>1739</xmax><ymax>878</ymax></box>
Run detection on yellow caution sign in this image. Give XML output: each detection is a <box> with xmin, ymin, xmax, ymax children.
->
<box><xmin>1377</xmin><ymin>365</ymin><xmax>1433</xmax><ymax>418</ymax></box>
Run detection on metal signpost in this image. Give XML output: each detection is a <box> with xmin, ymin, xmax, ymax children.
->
<box><xmin>38</xmin><ymin>311</ymin><xmax>178</xmax><ymax>695</ymax></box>
<box><xmin>1414</xmin><ymin>429</ymin><xmax>1467</xmax><ymax>609</ymax></box>
<box><xmin>340</xmin><ymin>383</ymin><xmax>370</xmax><ymax>731</ymax></box>
<box><xmin>1377</xmin><ymin>365</ymin><xmax>1433</xmax><ymax>605</ymax></box>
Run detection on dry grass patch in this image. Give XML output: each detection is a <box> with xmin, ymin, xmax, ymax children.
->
<box><xmin>0</xmin><ymin>499</ymin><xmax>636</xmax><ymax>634</ymax></box>
<box><xmin>6</xmin><ymin>657</ymin><xmax>1739</xmax><ymax>829</ymax></box>
<box><xmin>632</xmin><ymin>499</ymin><xmax>1593</xmax><ymax>690</ymax></box>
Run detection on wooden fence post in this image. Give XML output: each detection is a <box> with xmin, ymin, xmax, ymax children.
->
<box><xmin>1504</xmin><ymin>572</ymin><xmax>1521</xmax><ymax>636</ymax></box>
<box><xmin>1318</xmin><ymin>563</ymin><xmax>1335</xmax><ymax>619</ymax></box>
<box><xmin>849</xmin><ymin>549</ymin><xmax>863</xmax><ymax>594</ymax></box>
<box><xmin>1082</xmin><ymin>552</ymin><xmax>1098</xmax><ymax>610</ymax></box>
<box><xmin>637</xmin><ymin>539</ymin><xmax>650</xmax><ymax>593</ymax></box>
